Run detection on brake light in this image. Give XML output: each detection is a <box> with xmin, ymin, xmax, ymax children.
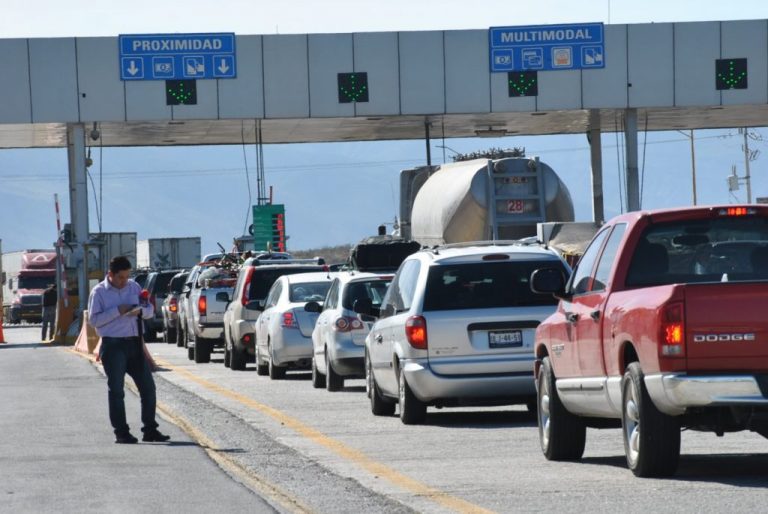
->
<box><xmin>333</xmin><ymin>316</ymin><xmax>364</xmax><ymax>332</ymax></box>
<box><xmin>660</xmin><ymin>302</ymin><xmax>684</xmax><ymax>357</ymax></box>
<box><xmin>482</xmin><ymin>253</ymin><xmax>509</xmax><ymax>261</ymax></box>
<box><xmin>282</xmin><ymin>311</ymin><xmax>298</xmax><ymax>328</ymax></box>
<box><xmin>719</xmin><ymin>207</ymin><xmax>756</xmax><ymax>216</ymax></box>
<box><xmin>241</xmin><ymin>268</ymin><xmax>253</xmax><ymax>306</ymax></box>
<box><xmin>198</xmin><ymin>295</ymin><xmax>207</xmax><ymax>316</ymax></box>
<box><xmin>169</xmin><ymin>297</ymin><xmax>178</xmax><ymax>313</ymax></box>
<box><xmin>241</xmin><ymin>333</ymin><xmax>253</xmax><ymax>345</ymax></box>
<box><xmin>405</xmin><ymin>316</ymin><xmax>428</xmax><ymax>350</ymax></box>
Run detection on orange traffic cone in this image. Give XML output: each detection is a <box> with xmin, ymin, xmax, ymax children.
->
<box><xmin>0</xmin><ymin>322</ymin><xmax>6</xmax><ymax>344</ymax></box>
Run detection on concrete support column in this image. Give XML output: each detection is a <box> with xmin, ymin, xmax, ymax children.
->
<box><xmin>588</xmin><ymin>109</ymin><xmax>604</xmax><ymax>223</ymax></box>
<box><xmin>66</xmin><ymin>123</ymin><xmax>89</xmax><ymax>314</ymax></box>
<box><xmin>624</xmin><ymin>108</ymin><xmax>640</xmax><ymax>212</ymax></box>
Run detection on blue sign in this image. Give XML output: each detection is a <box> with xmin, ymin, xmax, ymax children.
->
<box><xmin>489</xmin><ymin>23</ymin><xmax>604</xmax><ymax>72</ymax></box>
<box><xmin>119</xmin><ymin>33</ymin><xmax>236</xmax><ymax>80</ymax></box>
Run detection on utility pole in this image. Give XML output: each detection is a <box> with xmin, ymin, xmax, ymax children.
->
<box><xmin>677</xmin><ymin>129</ymin><xmax>697</xmax><ymax>205</ymax></box>
<box><xmin>741</xmin><ymin>128</ymin><xmax>753</xmax><ymax>203</ymax></box>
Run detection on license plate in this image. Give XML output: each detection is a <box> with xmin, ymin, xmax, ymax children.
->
<box><xmin>489</xmin><ymin>330</ymin><xmax>523</xmax><ymax>348</ymax></box>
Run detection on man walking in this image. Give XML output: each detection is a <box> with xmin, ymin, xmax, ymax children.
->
<box><xmin>88</xmin><ymin>256</ymin><xmax>170</xmax><ymax>444</ymax></box>
<box><xmin>41</xmin><ymin>284</ymin><xmax>57</xmax><ymax>341</ymax></box>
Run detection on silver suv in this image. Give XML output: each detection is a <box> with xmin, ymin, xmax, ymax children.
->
<box><xmin>363</xmin><ymin>242</ymin><xmax>569</xmax><ymax>424</ymax></box>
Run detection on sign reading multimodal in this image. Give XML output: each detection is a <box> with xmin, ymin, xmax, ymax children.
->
<box><xmin>489</xmin><ymin>23</ymin><xmax>604</xmax><ymax>72</ymax></box>
<box><xmin>119</xmin><ymin>33</ymin><xmax>236</xmax><ymax>80</ymax></box>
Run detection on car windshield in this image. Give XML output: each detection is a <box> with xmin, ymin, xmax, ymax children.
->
<box><xmin>422</xmin><ymin>260</ymin><xmax>563</xmax><ymax>311</ymax></box>
<box><xmin>248</xmin><ymin>268</ymin><xmax>321</xmax><ymax>300</ymax></box>
<box><xmin>17</xmin><ymin>276</ymin><xmax>51</xmax><ymax>290</ymax></box>
<box><xmin>289</xmin><ymin>282</ymin><xmax>332</xmax><ymax>303</ymax></box>
<box><xmin>342</xmin><ymin>279</ymin><xmax>391</xmax><ymax>310</ymax></box>
<box><xmin>626</xmin><ymin>215</ymin><xmax>768</xmax><ymax>286</ymax></box>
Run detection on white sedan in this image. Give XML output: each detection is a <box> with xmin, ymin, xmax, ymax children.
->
<box><xmin>255</xmin><ymin>272</ymin><xmax>335</xmax><ymax>379</ymax></box>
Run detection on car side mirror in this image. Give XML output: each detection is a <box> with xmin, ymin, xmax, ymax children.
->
<box><xmin>245</xmin><ymin>300</ymin><xmax>263</xmax><ymax>311</ymax></box>
<box><xmin>215</xmin><ymin>292</ymin><xmax>230</xmax><ymax>303</ymax></box>
<box><xmin>304</xmin><ymin>301</ymin><xmax>321</xmax><ymax>313</ymax></box>
<box><xmin>530</xmin><ymin>268</ymin><xmax>569</xmax><ymax>300</ymax></box>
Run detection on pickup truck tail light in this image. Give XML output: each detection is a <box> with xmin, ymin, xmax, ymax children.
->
<box><xmin>169</xmin><ymin>297</ymin><xmax>178</xmax><ymax>313</ymax></box>
<box><xmin>333</xmin><ymin>316</ymin><xmax>364</xmax><ymax>332</ymax></box>
<box><xmin>282</xmin><ymin>311</ymin><xmax>298</xmax><ymax>328</ymax></box>
<box><xmin>660</xmin><ymin>302</ymin><xmax>684</xmax><ymax>357</ymax></box>
<box><xmin>198</xmin><ymin>295</ymin><xmax>207</xmax><ymax>317</ymax></box>
<box><xmin>405</xmin><ymin>316</ymin><xmax>428</xmax><ymax>350</ymax></box>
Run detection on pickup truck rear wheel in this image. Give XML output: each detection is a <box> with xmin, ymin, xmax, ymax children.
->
<box><xmin>538</xmin><ymin>357</ymin><xmax>586</xmax><ymax>460</ymax></box>
<box><xmin>622</xmin><ymin>362</ymin><xmax>680</xmax><ymax>477</ymax></box>
<box><xmin>194</xmin><ymin>335</ymin><xmax>211</xmax><ymax>364</ymax></box>
<box><xmin>176</xmin><ymin>325</ymin><xmax>185</xmax><ymax>347</ymax></box>
<box><xmin>311</xmin><ymin>356</ymin><xmax>326</xmax><ymax>388</ymax></box>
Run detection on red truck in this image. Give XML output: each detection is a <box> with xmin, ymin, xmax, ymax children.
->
<box><xmin>530</xmin><ymin>205</ymin><xmax>768</xmax><ymax>477</ymax></box>
<box><xmin>2</xmin><ymin>250</ymin><xmax>57</xmax><ymax>324</ymax></box>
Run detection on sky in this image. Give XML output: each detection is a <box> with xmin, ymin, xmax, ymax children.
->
<box><xmin>2</xmin><ymin>1</ymin><xmax>768</xmax><ymax>255</ymax></box>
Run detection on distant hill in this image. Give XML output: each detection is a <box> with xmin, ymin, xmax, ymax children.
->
<box><xmin>292</xmin><ymin>245</ymin><xmax>352</xmax><ymax>265</ymax></box>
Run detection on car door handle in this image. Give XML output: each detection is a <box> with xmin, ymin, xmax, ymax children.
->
<box><xmin>590</xmin><ymin>310</ymin><xmax>601</xmax><ymax>321</ymax></box>
<box><xmin>374</xmin><ymin>334</ymin><xmax>383</xmax><ymax>343</ymax></box>
<box><xmin>565</xmin><ymin>312</ymin><xmax>579</xmax><ymax>323</ymax></box>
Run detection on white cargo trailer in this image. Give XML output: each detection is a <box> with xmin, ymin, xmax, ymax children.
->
<box><xmin>137</xmin><ymin>237</ymin><xmax>201</xmax><ymax>270</ymax></box>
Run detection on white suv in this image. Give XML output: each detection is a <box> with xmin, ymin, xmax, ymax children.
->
<box><xmin>364</xmin><ymin>242</ymin><xmax>569</xmax><ymax>424</ymax></box>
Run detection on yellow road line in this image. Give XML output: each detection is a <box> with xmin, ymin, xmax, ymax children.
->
<box><xmin>157</xmin><ymin>358</ymin><xmax>494</xmax><ymax>514</ymax></box>
<box><xmin>64</xmin><ymin>348</ymin><xmax>311</xmax><ymax>513</ymax></box>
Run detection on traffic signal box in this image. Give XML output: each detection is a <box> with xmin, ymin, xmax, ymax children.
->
<box><xmin>252</xmin><ymin>204</ymin><xmax>286</xmax><ymax>252</ymax></box>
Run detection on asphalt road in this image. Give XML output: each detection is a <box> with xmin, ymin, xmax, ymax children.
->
<box><xmin>3</xmin><ymin>326</ymin><xmax>768</xmax><ymax>513</ymax></box>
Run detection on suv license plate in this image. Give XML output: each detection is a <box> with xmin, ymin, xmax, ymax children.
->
<box><xmin>489</xmin><ymin>330</ymin><xmax>523</xmax><ymax>348</ymax></box>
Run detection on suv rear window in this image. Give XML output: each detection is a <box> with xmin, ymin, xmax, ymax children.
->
<box><xmin>422</xmin><ymin>260</ymin><xmax>563</xmax><ymax>311</ymax></box>
<box><xmin>626</xmin><ymin>215</ymin><xmax>768</xmax><ymax>286</ymax></box>
<box><xmin>169</xmin><ymin>274</ymin><xmax>189</xmax><ymax>293</ymax></box>
<box><xmin>152</xmin><ymin>272</ymin><xmax>177</xmax><ymax>294</ymax></box>
<box><xmin>248</xmin><ymin>267</ymin><xmax>323</xmax><ymax>300</ymax></box>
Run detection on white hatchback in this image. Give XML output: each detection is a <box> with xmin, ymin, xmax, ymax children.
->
<box><xmin>255</xmin><ymin>272</ymin><xmax>335</xmax><ymax>379</ymax></box>
<box><xmin>307</xmin><ymin>272</ymin><xmax>393</xmax><ymax>391</ymax></box>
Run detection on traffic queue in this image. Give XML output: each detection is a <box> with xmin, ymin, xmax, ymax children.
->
<box><xmin>140</xmin><ymin>204</ymin><xmax>768</xmax><ymax>478</ymax></box>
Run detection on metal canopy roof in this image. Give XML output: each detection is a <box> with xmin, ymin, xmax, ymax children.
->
<box><xmin>0</xmin><ymin>105</ymin><xmax>765</xmax><ymax>149</ymax></box>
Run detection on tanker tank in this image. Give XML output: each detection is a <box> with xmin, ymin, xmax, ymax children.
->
<box><xmin>402</xmin><ymin>157</ymin><xmax>574</xmax><ymax>247</ymax></box>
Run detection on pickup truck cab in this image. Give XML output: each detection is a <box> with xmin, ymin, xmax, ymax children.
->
<box><xmin>532</xmin><ymin>205</ymin><xmax>768</xmax><ymax>477</ymax></box>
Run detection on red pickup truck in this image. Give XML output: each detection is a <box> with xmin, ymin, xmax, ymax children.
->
<box><xmin>531</xmin><ymin>205</ymin><xmax>768</xmax><ymax>477</ymax></box>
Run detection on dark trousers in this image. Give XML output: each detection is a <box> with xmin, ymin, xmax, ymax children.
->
<box><xmin>41</xmin><ymin>306</ymin><xmax>55</xmax><ymax>340</ymax></box>
<box><xmin>99</xmin><ymin>337</ymin><xmax>158</xmax><ymax>436</ymax></box>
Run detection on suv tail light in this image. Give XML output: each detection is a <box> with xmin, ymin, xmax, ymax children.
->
<box><xmin>405</xmin><ymin>316</ymin><xmax>428</xmax><ymax>350</ymax></box>
<box><xmin>198</xmin><ymin>295</ymin><xmax>207</xmax><ymax>316</ymax></box>
<box><xmin>169</xmin><ymin>297</ymin><xmax>178</xmax><ymax>313</ymax></box>
<box><xmin>241</xmin><ymin>267</ymin><xmax>254</xmax><ymax>306</ymax></box>
<box><xmin>282</xmin><ymin>311</ymin><xmax>298</xmax><ymax>328</ymax></box>
<box><xmin>660</xmin><ymin>302</ymin><xmax>684</xmax><ymax>357</ymax></box>
<box><xmin>241</xmin><ymin>333</ymin><xmax>254</xmax><ymax>346</ymax></box>
<box><xmin>333</xmin><ymin>316</ymin><xmax>364</xmax><ymax>332</ymax></box>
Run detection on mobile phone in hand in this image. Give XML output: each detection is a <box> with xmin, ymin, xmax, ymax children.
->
<box><xmin>125</xmin><ymin>305</ymin><xmax>141</xmax><ymax>316</ymax></box>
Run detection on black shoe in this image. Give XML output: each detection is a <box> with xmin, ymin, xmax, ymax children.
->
<box><xmin>142</xmin><ymin>429</ymin><xmax>170</xmax><ymax>442</ymax></box>
<box><xmin>115</xmin><ymin>433</ymin><xmax>138</xmax><ymax>444</ymax></box>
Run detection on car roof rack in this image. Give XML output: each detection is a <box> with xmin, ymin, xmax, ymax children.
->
<box><xmin>429</xmin><ymin>239</ymin><xmax>545</xmax><ymax>253</ymax></box>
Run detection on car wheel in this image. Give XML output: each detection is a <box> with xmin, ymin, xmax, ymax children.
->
<box><xmin>311</xmin><ymin>355</ymin><xmax>325</xmax><ymax>389</ymax></box>
<box><xmin>166</xmin><ymin>327</ymin><xmax>176</xmax><ymax>345</ymax></box>
<box><xmin>194</xmin><ymin>335</ymin><xmax>211</xmax><ymax>364</ymax></box>
<box><xmin>176</xmin><ymin>325</ymin><xmax>185</xmax><ymax>347</ymax></box>
<box><xmin>187</xmin><ymin>344</ymin><xmax>194</xmax><ymax>361</ymax></box>
<box><xmin>622</xmin><ymin>362</ymin><xmax>680</xmax><ymax>477</ymax></box>
<box><xmin>398</xmin><ymin>367</ymin><xmax>426</xmax><ymax>425</ymax></box>
<box><xmin>367</xmin><ymin>351</ymin><xmax>395</xmax><ymax>416</ymax></box>
<box><xmin>256</xmin><ymin>347</ymin><xmax>269</xmax><ymax>376</ymax></box>
<box><xmin>230</xmin><ymin>341</ymin><xmax>247</xmax><ymax>371</ymax></box>
<box><xmin>325</xmin><ymin>348</ymin><xmax>343</xmax><ymax>392</ymax></box>
<box><xmin>223</xmin><ymin>336</ymin><xmax>231</xmax><ymax>368</ymax></box>
<box><xmin>268</xmin><ymin>344</ymin><xmax>286</xmax><ymax>380</ymax></box>
<box><xmin>538</xmin><ymin>357</ymin><xmax>586</xmax><ymax>461</ymax></box>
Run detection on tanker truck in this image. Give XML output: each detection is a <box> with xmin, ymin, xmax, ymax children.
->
<box><xmin>398</xmin><ymin>157</ymin><xmax>574</xmax><ymax>246</ymax></box>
